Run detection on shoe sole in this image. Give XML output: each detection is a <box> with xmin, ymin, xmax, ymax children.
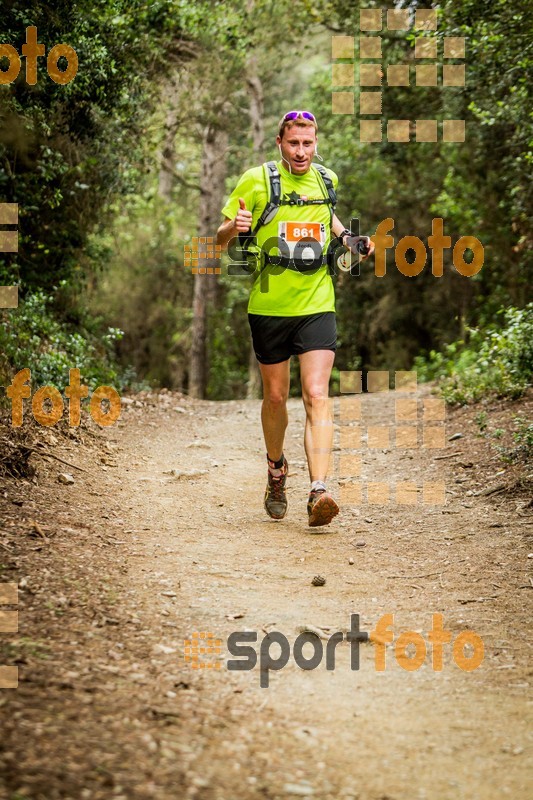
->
<box><xmin>308</xmin><ymin>494</ymin><xmax>340</xmax><ymax>527</ymax></box>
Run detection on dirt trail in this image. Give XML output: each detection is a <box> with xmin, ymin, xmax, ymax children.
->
<box><xmin>1</xmin><ymin>390</ymin><xmax>532</xmax><ymax>800</ymax></box>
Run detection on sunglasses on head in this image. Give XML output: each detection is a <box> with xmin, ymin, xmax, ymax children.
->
<box><xmin>281</xmin><ymin>110</ymin><xmax>316</xmax><ymax>123</ymax></box>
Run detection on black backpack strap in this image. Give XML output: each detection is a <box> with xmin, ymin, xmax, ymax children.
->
<box><xmin>250</xmin><ymin>161</ymin><xmax>336</xmax><ymax>237</ymax></box>
<box><xmin>252</xmin><ymin>161</ymin><xmax>281</xmax><ymax>235</ymax></box>
<box><xmin>312</xmin><ymin>165</ymin><xmax>337</xmax><ymax>221</ymax></box>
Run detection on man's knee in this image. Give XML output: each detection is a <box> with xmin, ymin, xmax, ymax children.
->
<box><xmin>263</xmin><ymin>389</ymin><xmax>288</xmax><ymax>408</ymax></box>
<box><xmin>302</xmin><ymin>388</ymin><xmax>330</xmax><ymax>420</ymax></box>
<box><xmin>303</xmin><ymin>386</ymin><xmax>328</xmax><ymax>407</ymax></box>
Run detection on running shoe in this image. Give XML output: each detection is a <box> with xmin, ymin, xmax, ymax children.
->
<box><xmin>307</xmin><ymin>488</ymin><xmax>339</xmax><ymax>527</ymax></box>
<box><xmin>264</xmin><ymin>456</ymin><xmax>288</xmax><ymax>519</ymax></box>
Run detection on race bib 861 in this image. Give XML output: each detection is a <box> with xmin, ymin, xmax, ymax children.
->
<box><xmin>279</xmin><ymin>221</ymin><xmax>326</xmax><ymax>261</ymax></box>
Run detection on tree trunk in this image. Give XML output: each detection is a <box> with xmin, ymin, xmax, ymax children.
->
<box><xmin>158</xmin><ymin>74</ymin><xmax>181</xmax><ymax>201</ymax></box>
<box><xmin>246</xmin><ymin>54</ymin><xmax>265</xmax><ymax>400</ymax></box>
<box><xmin>189</xmin><ymin>124</ymin><xmax>228</xmax><ymax>398</ymax></box>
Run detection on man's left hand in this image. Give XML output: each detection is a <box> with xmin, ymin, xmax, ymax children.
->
<box><xmin>342</xmin><ymin>233</ymin><xmax>375</xmax><ymax>260</ymax></box>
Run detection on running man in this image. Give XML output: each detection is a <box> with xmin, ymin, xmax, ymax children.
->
<box><xmin>216</xmin><ymin>110</ymin><xmax>374</xmax><ymax>526</ymax></box>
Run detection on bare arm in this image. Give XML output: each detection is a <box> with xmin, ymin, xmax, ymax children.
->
<box><xmin>216</xmin><ymin>198</ymin><xmax>253</xmax><ymax>251</ymax></box>
<box><xmin>331</xmin><ymin>213</ymin><xmax>347</xmax><ymax>240</ymax></box>
<box><xmin>216</xmin><ymin>217</ymin><xmax>240</xmax><ymax>251</ymax></box>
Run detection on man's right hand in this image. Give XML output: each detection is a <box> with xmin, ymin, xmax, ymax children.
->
<box><xmin>234</xmin><ymin>197</ymin><xmax>253</xmax><ymax>233</ymax></box>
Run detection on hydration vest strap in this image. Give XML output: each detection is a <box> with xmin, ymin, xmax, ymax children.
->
<box><xmin>312</xmin><ymin>164</ymin><xmax>337</xmax><ymax>210</ymax></box>
<box><xmin>252</xmin><ymin>161</ymin><xmax>281</xmax><ymax>235</ymax></box>
<box><xmin>251</xmin><ymin>161</ymin><xmax>337</xmax><ymax>236</ymax></box>
<box><xmin>279</xmin><ymin>196</ymin><xmax>330</xmax><ymax>207</ymax></box>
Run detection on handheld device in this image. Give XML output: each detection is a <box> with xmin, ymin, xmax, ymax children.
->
<box><xmin>336</xmin><ymin>234</ymin><xmax>371</xmax><ymax>272</ymax></box>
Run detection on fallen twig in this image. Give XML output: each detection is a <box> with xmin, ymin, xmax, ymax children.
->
<box><xmin>297</xmin><ymin>624</ymin><xmax>331</xmax><ymax>640</ymax></box>
<box><xmin>475</xmin><ymin>482</ymin><xmax>508</xmax><ymax>497</ymax></box>
<box><xmin>457</xmin><ymin>595</ymin><xmax>501</xmax><ymax>604</ymax></box>
<box><xmin>30</xmin><ymin>520</ymin><xmax>49</xmax><ymax>542</ymax></box>
<box><xmin>388</xmin><ymin>572</ymin><xmax>442</xmax><ymax>579</ymax></box>
<box><xmin>29</xmin><ymin>444</ymin><xmax>91</xmax><ymax>474</ymax></box>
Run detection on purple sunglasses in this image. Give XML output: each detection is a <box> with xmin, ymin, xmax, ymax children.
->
<box><xmin>281</xmin><ymin>110</ymin><xmax>316</xmax><ymax>124</ymax></box>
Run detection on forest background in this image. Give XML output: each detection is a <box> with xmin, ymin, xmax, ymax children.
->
<box><xmin>0</xmin><ymin>0</ymin><xmax>531</xmax><ymax>410</ymax></box>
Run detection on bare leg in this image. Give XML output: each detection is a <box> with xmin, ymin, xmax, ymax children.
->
<box><xmin>298</xmin><ymin>349</ymin><xmax>335</xmax><ymax>483</ymax></box>
<box><xmin>258</xmin><ymin>359</ymin><xmax>291</xmax><ymax>461</ymax></box>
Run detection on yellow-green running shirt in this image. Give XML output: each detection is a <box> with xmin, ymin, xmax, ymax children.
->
<box><xmin>221</xmin><ymin>161</ymin><xmax>338</xmax><ymax>316</ymax></box>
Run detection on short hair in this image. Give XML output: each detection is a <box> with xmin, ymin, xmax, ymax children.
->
<box><xmin>278</xmin><ymin>113</ymin><xmax>318</xmax><ymax>139</ymax></box>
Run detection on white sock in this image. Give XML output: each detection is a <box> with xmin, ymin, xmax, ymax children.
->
<box><xmin>310</xmin><ymin>480</ymin><xmax>327</xmax><ymax>493</ymax></box>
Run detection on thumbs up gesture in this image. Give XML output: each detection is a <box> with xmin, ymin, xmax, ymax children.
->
<box><xmin>234</xmin><ymin>197</ymin><xmax>253</xmax><ymax>233</ymax></box>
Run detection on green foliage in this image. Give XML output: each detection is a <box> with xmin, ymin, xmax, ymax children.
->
<box><xmin>0</xmin><ymin>289</ymin><xmax>125</xmax><ymax>390</ymax></box>
<box><xmin>204</xmin><ymin>258</ymin><xmax>251</xmax><ymax>399</ymax></box>
<box><xmin>474</xmin><ymin>410</ymin><xmax>488</xmax><ymax>433</ymax></box>
<box><xmin>498</xmin><ymin>417</ymin><xmax>533</xmax><ymax>464</ymax></box>
<box><xmin>84</xmin><ymin>193</ymin><xmax>193</xmax><ymax>390</ymax></box>
<box><xmin>474</xmin><ymin>413</ymin><xmax>533</xmax><ymax>466</ymax></box>
<box><xmin>207</xmin><ymin>306</ymin><xmax>249</xmax><ymax>400</ymax></box>
<box><xmin>414</xmin><ymin>304</ymin><xmax>533</xmax><ymax>404</ymax></box>
<box><xmin>0</xmin><ymin>0</ymin><xmax>201</xmax><ymax>392</ymax></box>
<box><xmin>306</xmin><ymin>0</ymin><xmax>532</xmax><ymax>380</ymax></box>
<box><xmin>0</xmin><ymin>0</ymin><xmax>194</xmax><ymax>294</ymax></box>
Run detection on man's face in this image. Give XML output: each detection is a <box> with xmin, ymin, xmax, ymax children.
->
<box><xmin>276</xmin><ymin>125</ymin><xmax>317</xmax><ymax>174</ymax></box>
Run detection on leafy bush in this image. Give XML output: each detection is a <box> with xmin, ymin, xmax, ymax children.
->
<box><xmin>414</xmin><ymin>304</ymin><xmax>533</xmax><ymax>404</ymax></box>
<box><xmin>84</xmin><ymin>195</ymin><xmax>193</xmax><ymax>392</ymax></box>
<box><xmin>496</xmin><ymin>417</ymin><xmax>533</xmax><ymax>464</ymax></box>
<box><xmin>0</xmin><ymin>289</ymin><xmax>126</xmax><ymax>392</ymax></box>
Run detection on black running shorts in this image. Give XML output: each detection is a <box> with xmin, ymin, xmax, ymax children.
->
<box><xmin>248</xmin><ymin>312</ymin><xmax>337</xmax><ymax>365</ymax></box>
